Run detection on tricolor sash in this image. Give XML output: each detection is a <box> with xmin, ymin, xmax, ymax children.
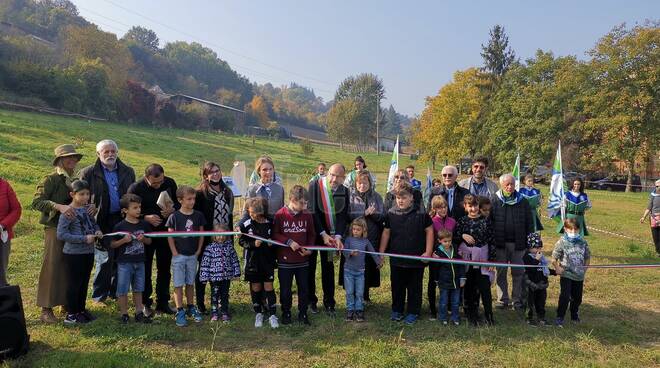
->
<box><xmin>319</xmin><ymin>176</ymin><xmax>336</xmax><ymax>235</ymax></box>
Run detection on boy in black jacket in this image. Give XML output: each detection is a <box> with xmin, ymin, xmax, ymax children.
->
<box><xmin>379</xmin><ymin>181</ymin><xmax>434</xmax><ymax>326</ymax></box>
<box><xmin>433</xmin><ymin>229</ymin><xmax>465</xmax><ymax>326</ymax></box>
<box><xmin>523</xmin><ymin>233</ymin><xmax>553</xmax><ymax>326</ymax></box>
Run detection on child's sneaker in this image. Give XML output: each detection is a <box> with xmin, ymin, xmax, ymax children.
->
<box><xmin>255</xmin><ymin>312</ymin><xmax>264</xmax><ymax>328</ymax></box>
<box><xmin>188</xmin><ymin>306</ymin><xmax>203</xmax><ymax>323</ymax></box>
<box><xmin>345</xmin><ymin>311</ymin><xmax>354</xmax><ymax>322</ymax></box>
<box><xmin>269</xmin><ymin>314</ymin><xmax>279</xmax><ymax>329</ymax></box>
<box><xmin>571</xmin><ymin>315</ymin><xmax>581</xmax><ymax>324</ymax></box>
<box><xmin>390</xmin><ymin>311</ymin><xmax>404</xmax><ymax>322</ymax></box>
<box><xmin>538</xmin><ymin>319</ymin><xmax>547</xmax><ymax>327</ymax></box>
<box><xmin>120</xmin><ymin>314</ymin><xmax>130</xmax><ymax>324</ymax></box>
<box><xmin>527</xmin><ymin>318</ymin><xmax>538</xmax><ymax>326</ymax></box>
<box><xmin>298</xmin><ymin>313</ymin><xmax>311</xmax><ymax>326</ymax></box>
<box><xmin>135</xmin><ymin>312</ymin><xmax>152</xmax><ymax>324</ymax></box>
<box><xmin>281</xmin><ymin>311</ymin><xmax>292</xmax><ymax>325</ymax></box>
<box><xmin>555</xmin><ymin>318</ymin><xmax>564</xmax><ymax>328</ymax></box>
<box><xmin>221</xmin><ymin>314</ymin><xmax>231</xmax><ymax>323</ymax></box>
<box><xmin>175</xmin><ymin>309</ymin><xmax>188</xmax><ymax>327</ymax></box>
<box><xmin>64</xmin><ymin>313</ymin><xmax>79</xmax><ymax>325</ymax></box>
<box><xmin>452</xmin><ymin>320</ymin><xmax>460</xmax><ymax>326</ymax></box>
<box><xmin>441</xmin><ymin>320</ymin><xmax>448</xmax><ymax>326</ymax></box>
<box><xmin>403</xmin><ymin>314</ymin><xmax>418</xmax><ymax>326</ymax></box>
<box><xmin>81</xmin><ymin>310</ymin><xmax>97</xmax><ymax>322</ymax></box>
<box><xmin>210</xmin><ymin>313</ymin><xmax>219</xmax><ymax>322</ymax></box>
<box><xmin>355</xmin><ymin>311</ymin><xmax>365</xmax><ymax>322</ymax></box>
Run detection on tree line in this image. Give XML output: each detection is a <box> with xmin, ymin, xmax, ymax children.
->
<box><xmin>411</xmin><ymin>23</ymin><xmax>659</xmax><ymax>191</ymax></box>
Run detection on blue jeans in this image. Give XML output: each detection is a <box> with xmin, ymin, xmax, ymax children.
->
<box><xmin>438</xmin><ymin>288</ymin><xmax>460</xmax><ymax>322</ymax></box>
<box><xmin>116</xmin><ymin>262</ymin><xmax>146</xmax><ymax>296</ymax></box>
<box><xmin>344</xmin><ymin>268</ymin><xmax>365</xmax><ymax>312</ymax></box>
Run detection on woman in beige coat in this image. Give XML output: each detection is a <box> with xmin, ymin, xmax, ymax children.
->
<box><xmin>32</xmin><ymin>144</ymin><xmax>84</xmax><ymax>323</ymax></box>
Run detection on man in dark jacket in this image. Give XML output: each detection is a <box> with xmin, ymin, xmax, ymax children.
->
<box><xmin>79</xmin><ymin>139</ymin><xmax>135</xmax><ymax>303</ymax></box>
<box><xmin>128</xmin><ymin>163</ymin><xmax>179</xmax><ymax>315</ymax></box>
<box><xmin>490</xmin><ymin>174</ymin><xmax>533</xmax><ymax>310</ymax></box>
<box><xmin>428</xmin><ymin>165</ymin><xmax>470</xmax><ymax>220</ymax></box>
<box><xmin>307</xmin><ymin>163</ymin><xmax>350</xmax><ymax>315</ymax></box>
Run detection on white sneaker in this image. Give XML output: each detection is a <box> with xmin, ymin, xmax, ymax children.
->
<box><xmin>269</xmin><ymin>314</ymin><xmax>279</xmax><ymax>329</ymax></box>
<box><xmin>255</xmin><ymin>312</ymin><xmax>264</xmax><ymax>328</ymax></box>
<box><xmin>143</xmin><ymin>306</ymin><xmax>153</xmax><ymax>318</ymax></box>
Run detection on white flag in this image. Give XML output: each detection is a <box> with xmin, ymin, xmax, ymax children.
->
<box><xmin>386</xmin><ymin>135</ymin><xmax>400</xmax><ymax>192</ymax></box>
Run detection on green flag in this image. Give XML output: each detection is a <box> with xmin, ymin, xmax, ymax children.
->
<box><xmin>512</xmin><ymin>153</ymin><xmax>520</xmax><ymax>191</ymax></box>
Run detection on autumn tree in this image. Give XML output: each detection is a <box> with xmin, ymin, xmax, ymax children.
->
<box><xmin>482</xmin><ymin>51</ymin><xmax>588</xmax><ymax>169</ymax></box>
<box><xmin>123</xmin><ymin>26</ymin><xmax>160</xmax><ymax>52</ymax></box>
<box><xmin>334</xmin><ymin>73</ymin><xmax>385</xmax><ymax>148</ymax></box>
<box><xmin>412</xmin><ymin>68</ymin><xmax>487</xmax><ymax>164</ymax></box>
<box><xmin>326</xmin><ymin>99</ymin><xmax>359</xmax><ymax>149</ymax></box>
<box><xmin>581</xmin><ymin>22</ymin><xmax>660</xmax><ymax>191</ymax></box>
<box><xmin>245</xmin><ymin>95</ymin><xmax>269</xmax><ymax>126</ymax></box>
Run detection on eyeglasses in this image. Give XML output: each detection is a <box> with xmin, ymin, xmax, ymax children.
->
<box><xmin>441</xmin><ymin>173</ymin><xmax>454</xmax><ymax>178</ymax></box>
<box><xmin>472</xmin><ymin>165</ymin><xmax>485</xmax><ymax>169</ymax></box>
<box><xmin>394</xmin><ymin>176</ymin><xmax>405</xmax><ymax>179</ymax></box>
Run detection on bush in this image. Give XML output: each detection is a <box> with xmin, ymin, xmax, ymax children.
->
<box><xmin>300</xmin><ymin>138</ymin><xmax>314</xmax><ymax>156</ymax></box>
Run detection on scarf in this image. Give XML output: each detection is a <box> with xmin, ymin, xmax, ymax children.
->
<box><xmin>256</xmin><ymin>182</ymin><xmax>272</xmax><ymax>200</ymax></box>
<box><xmin>495</xmin><ymin>190</ymin><xmax>522</xmax><ymax>206</ymax></box>
<box><xmin>209</xmin><ymin>187</ymin><xmax>230</xmax><ymax>226</ymax></box>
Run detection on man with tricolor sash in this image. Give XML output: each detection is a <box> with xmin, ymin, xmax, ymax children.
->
<box><xmin>307</xmin><ymin>163</ymin><xmax>351</xmax><ymax>315</ymax></box>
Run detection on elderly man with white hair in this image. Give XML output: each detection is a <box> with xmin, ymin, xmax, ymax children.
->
<box><xmin>490</xmin><ymin>173</ymin><xmax>533</xmax><ymax>311</ymax></box>
<box><xmin>427</xmin><ymin>165</ymin><xmax>470</xmax><ymax>220</ymax></box>
<box><xmin>79</xmin><ymin>139</ymin><xmax>136</xmax><ymax>303</ymax></box>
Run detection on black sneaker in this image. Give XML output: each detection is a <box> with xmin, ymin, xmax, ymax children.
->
<box><xmin>77</xmin><ymin>312</ymin><xmax>91</xmax><ymax>324</ymax></box>
<box><xmin>355</xmin><ymin>311</ymin><xmax>365</xmax><ymax>322</ymax></box>
<box><xmin>81</xmin><ymin>310</ymin><xmax>97</xmax><ymax>322</ymax></box>
<box><xmin>64</xmin><ymin>313</ymin><xmax>79</xmax><ymax>325</ymax></box>
<box><xmin>309</xmin><ymin>304</ymin><xmax>319</xmax><ymax>314</ymax></box>
<box><xmin>298</xmin><ymin>313</ymin><xmax>311</xmax><ymax>326</ymax></box>
<box><xmin>121</xmin><ymin>314</ymin><xmax>130</xmax><ymax>324</ymax></box>
<box><xmin>527</xmin><ymin>318</ymin><xmax>538</xmax><ymax>326</ymax></box>
<box><xmin>345</xmin><ymin>311</ymin><xmax>354</xmax><ymax>322</ymax></box>
<box><xmin>325</xmin><ymin>306</ymin><xmax>336</xmax><ymax>317</ymax></box>
<box><xmin>135</xmin><ymin>312</ymin><xmax>152</xmax><ymax>324</ymax></box>
<box><xmin>197</xmin><ymin>304</ymin><xmax>209</xmax><ymax>315</ymax></box>
<box><xmin>281</xmin><ymin>311</ymin><xmax>292</xmax><ymax>325</ymax></box>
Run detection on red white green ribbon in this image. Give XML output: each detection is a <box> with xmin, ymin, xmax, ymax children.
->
<box><xmin>103</xmin><ymin>230</ymin><xmax>660</xmax><ymax>269</ymax></box>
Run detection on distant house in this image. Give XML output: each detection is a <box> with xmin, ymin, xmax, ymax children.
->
<box><xmin>148</xmin><ymin>86</ymin><xmax>245</xmax><ymax>124</ymax></box>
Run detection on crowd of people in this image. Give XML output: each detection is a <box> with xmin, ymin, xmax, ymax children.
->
<box><xmin>0</xmin><ymin>141</ymin><xmax>658</xmax><ymax>330</ymax></box>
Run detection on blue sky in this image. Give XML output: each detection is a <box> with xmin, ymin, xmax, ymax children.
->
<box><xmin>74</xmin><ymin>0</ymin><xmax>658</xmax><ymax>116</ymax></box>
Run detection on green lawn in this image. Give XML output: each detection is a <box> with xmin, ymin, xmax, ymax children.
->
<box><xmin>1</xmin><ymin>109</ymin><xmax>658</xmax><ymax>368</ymax></box>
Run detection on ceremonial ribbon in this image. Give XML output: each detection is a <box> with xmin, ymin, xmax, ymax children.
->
<box><xmin>103</xmin><ymin>230</ymin><xmax>660</xmax><ymax>270</ymax></box>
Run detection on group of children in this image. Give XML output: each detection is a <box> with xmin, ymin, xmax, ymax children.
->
<box><xmin>423</xmin><ymin>180</ymin><xmax>590</xmax><ymax>327</ymax></box>
<box><xmin>55</xmin><ymin>176</ymin><xmax>590</xmax><ymax>329</ymax></box>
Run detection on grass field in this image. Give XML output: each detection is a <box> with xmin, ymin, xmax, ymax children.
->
<box><xmin>0</xmin><ymin>109</ymin><xmax>658</xmax><ymax>368</ymax></box>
